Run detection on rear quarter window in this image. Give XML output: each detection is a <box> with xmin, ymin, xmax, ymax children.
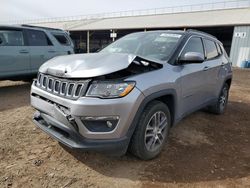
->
<box><xmin>216</xmin><ymin>43</ymin><xmax>222</xmax><ymax>55</ymax></box>
<box><xmin>52</xmin><ymin>33</ymin><xmax>70</xmax><ymax>46</ymax></box>
<box><xmin>219</xmin><ymin>43</ymin><xmax>230</xmax><ymax>60</ymax></box>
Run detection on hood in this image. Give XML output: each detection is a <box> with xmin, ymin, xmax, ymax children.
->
<box><xmin>39</xmin><ymin>53</ymin><xmax>137</xmax><ymax>78</ymax></box>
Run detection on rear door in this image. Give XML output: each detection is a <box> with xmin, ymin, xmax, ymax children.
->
<box><xmin>202</xmin><ymin>39</ymin><xmax>222</xmax><ymax>100</ymax></box>
<box><xmin>25</xmin><ymin>29</ymin><xmax>57</xmax><ymax>73</ymax></box>
<box><xmin>179</xmin><ymin>36</ymin><xmax>209</xmax><ymax>116</ymax></box>
<box><xmin>0</xmin><ymin>28</ymin><xmax>30</xmax><ymax>78</ymax></box>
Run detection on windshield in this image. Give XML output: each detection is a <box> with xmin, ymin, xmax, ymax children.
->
<box><xmin>101</xmin><ymin>32</ymin><xmax>183</xmax><ymax>61</ymax></box>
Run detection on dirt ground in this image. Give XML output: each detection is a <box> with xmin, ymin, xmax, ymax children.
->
<box><xmin>0</xmin><ymin>69</ymin><xmax>250</xmax><ymax>188</ymax></box>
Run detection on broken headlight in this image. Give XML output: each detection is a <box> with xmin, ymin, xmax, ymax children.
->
<box><xmin>86</xmin><ymin>81</ymin><xmax>135</xmax><ymax>99</ymax></box>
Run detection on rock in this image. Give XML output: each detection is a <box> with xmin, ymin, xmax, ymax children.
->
<box><xmin>7</xmin><ymin>182</ymin><xmax>12</xmax><ymax>186</ymax></box>
<box><xmin>48</xmin><ymin>173</ymin><xmax>55</xmax><ymax>178</ymax></box>
<box><xmin>34</xmin><ymin>159</ymin><xmax>43</xmax><ymax>166</ymax></box>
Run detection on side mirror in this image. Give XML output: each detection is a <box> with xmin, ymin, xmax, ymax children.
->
<box><xmin>0</xmin><ymin>38</ymin><xmax>2</xmax><ymax>45</ymax></box>
<box><xmin>179</xmin><ymin>52</ymin><xmax>204</xmax><ymax>64</ymax></box>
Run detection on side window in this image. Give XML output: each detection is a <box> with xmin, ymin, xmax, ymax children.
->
<box><xmin>220</xmin><ymin>43</ymin><xmax>229</xmax><ymax>59</ymax></box>
<box><xmin>52</xmin><ymin>33</ymin><xmax>70</xmax><ymax>46</ymax></box>
<box><xmin>181</xmin><ymin>37</ymin><xmax>204</xmax><ymax>58</ymax></box>
<box><xmin>0</xmin><ymin>30</ymin><xmax>24</xmax><ymax>46</ymax></box>
<box><xmin>216</xmin><ymin>43</ymin><xmax>222</xmax><ymax>55</ymax></box>
<box><xmin>27</xmin><ymin>30</ymin><xmax>52</xmax><ymax>46</ymax></box>
<box><xmin>204</xmin><ymin>39</ymin><xmax>219</xmax><ymax>59</ymax></box>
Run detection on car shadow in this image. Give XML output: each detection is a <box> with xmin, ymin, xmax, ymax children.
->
<box><xmin>61</xmin><ymin>100</ymin><xmax>250</xmax><ymax>183</ymax></box>
<box><xmin>0</xmin><ymin>81</ymin><xmax>31</xmax><ymax>111</ymax></box>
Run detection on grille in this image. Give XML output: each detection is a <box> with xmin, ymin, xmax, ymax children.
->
<box><xmin>36</xmin><ymin>73</ymin><xmax>90</xmax><ymax>100</ymax></box>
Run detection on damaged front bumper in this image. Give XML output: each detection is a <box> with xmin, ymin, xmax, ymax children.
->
<box><xmin>30</xmin><ymin>82</ymin><xmax>144</xmax><ymax>154</ymax></box>
<box><xmin>33</xmin><ymin>111</ymin><xmax>130</xmax><ymax>155</ymax></box>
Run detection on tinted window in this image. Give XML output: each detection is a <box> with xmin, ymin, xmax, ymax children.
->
<box><xmin>0</xmin><ymin>30</ymin><xmax>24</xmax><ymax>46</ymax></box>
<box><xmin>181</xmin><ymin>37</ymin><xmax>204</xmax><ymax>58</ymax></box>
<box><xmin>204</xmin><ymin>39</ymin><xmax>219</xmax><ymax>59</ymax></box>
<box><xmin>53</xmin><ymin>34</ymin><xmax>70</xmax><ymax>46</ymax></box>
<box><xmin>27</xmin><ymin>30</ymin><xmax>52</xmax><ymax>46</ymax></box>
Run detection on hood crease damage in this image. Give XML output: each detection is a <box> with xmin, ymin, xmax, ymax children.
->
<box><xmin>39</xmin><ymin>53</ymin><xmax>163</xmax><ymax>80</ymax></box>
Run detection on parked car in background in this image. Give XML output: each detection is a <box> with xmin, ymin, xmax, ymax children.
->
<box><xmin>31</xmin><ymin>30</ymin><xmax>232</xmax><ymax>160</ymax></box>
<box><xmin>0</xmin><ymin>25</ymin><xmax>74</xmax><ymax>80</ymax></box>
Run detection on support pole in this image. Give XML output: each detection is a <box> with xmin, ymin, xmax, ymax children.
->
<box><xmin>87</xmin><ymin>30</ymin><xmax>90</xmax><ymax>53</ymax></box>
<box><xmin>112</xmin><ymin>30</ymin><xmax>115</xmax><ymax>42</ymax></box>
<box><xmin>80</xmin><ymin>34</ymin><xmax>82</xmax><ymax>52</ymax></box>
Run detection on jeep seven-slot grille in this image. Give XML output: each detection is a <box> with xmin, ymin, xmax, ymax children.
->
<box><xmin>36</xmin><ymin>73</ymin><xmax>90</xmax><ymax>100</ymax></box>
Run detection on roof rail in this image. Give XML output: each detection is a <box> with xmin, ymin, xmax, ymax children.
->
<box><xmin>21</xmin><ymin>24</ymin><xmax>62</xmax><ymax>31</ymax></box>
<box><xmin>186</xmin><ymin>29</ymin><xmax>217</xmax><ymax>39</ymax></box>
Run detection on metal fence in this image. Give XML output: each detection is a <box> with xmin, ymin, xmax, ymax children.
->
<box><xmin>2</xmin><ymin>0</ymin><xmax>250</xmax><ymax>24</ymax></box>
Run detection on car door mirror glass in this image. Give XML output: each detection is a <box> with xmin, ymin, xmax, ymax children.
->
<box><xmin>179</xmin><ymin>52</ymin><xmax>204</xmax><ymax>64</ymax></box>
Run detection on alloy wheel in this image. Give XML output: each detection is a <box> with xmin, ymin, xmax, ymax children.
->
<box><xmin>144</xmin><ymin>111</ymin><xmax>168</xmax><ymax>152</ymax></box>
<box><xmin>219</xmin><ymin>86</ymin><xmax>228</xmax><ymax>111</ymax></box>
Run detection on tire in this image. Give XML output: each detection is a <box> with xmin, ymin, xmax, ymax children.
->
<box><xmin>129</xmin><ymin>100</ymin><xmax>171</xmax><ymax>160</ymax></box>
<box><xmin>208</xmin><ymin>83</ymin><xmax>229</xmax><ymax>114</ymax></box>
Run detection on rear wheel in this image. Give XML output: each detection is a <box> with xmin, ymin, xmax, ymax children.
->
<box><xmin>129</xmin><ymin>101</ymin><xmax>171</xmax><ymax>160</ymax></box>
<box><xmin>208</xmin><ymin>83</ymin><xmax>229</xmax><ymax>114</ymax></box>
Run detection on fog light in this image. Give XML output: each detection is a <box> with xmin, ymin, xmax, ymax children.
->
<box><xmin>81</xmin><ymin>116</ymin><xmax>119</xmax><ymax>132</ymax></box>
<box><xmin>106</xmin><ymin>121</ymin><xmax>113</xmax><ymax>128</ymax></box>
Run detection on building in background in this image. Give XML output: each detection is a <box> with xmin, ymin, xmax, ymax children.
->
<box><xmin>4</xmin><ymin>0</ymin><xmax>250</xmax><ymax>67</ymax></box>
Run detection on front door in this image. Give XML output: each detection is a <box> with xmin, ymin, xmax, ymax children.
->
<box><xmin>178</xmin><ymin>36</ymin><xmax>209</xmax><ymax>117</ymax></box>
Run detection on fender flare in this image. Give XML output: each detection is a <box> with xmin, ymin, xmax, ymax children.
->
<box><xmin>126</xmin><ymin>89</ymin><xmax>178</xmax><ymax>141</ymax></box>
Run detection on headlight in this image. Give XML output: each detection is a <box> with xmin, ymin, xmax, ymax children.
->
<box><xmin>86</xmin><ymin>81</ymin><xmax>135</xmax><ymax>98</ymax></box>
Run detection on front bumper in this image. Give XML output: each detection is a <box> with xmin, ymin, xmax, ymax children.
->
<box><xmin>33</xmin><ymin>111</ymin><xmax>129</xmax><ymax>155</ymax></box>
<box><xmin>30</xmin><ymin>82</ymin><xmax>144</xmax><ymax>152</ymax></box>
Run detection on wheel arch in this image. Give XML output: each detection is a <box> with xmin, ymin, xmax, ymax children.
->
<box><xmin>140</xmin><ymin>89</ymin><xmax>177</xmax><ymax>126</ymax></box>
<box><xmin>225</xmin><ymin>77</ymin><xmax>232</xmax><ymax>89</ymax></box>
<box><xmin>126</xmin><ymin>89</ymin><xmax>177</xmax><ymax>141</ymax></box>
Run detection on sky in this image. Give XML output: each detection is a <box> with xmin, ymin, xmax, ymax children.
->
<box><xmin>0</xmin><ymin>0</ymin><xmax>229</xmax><ymax>23</ymax></box>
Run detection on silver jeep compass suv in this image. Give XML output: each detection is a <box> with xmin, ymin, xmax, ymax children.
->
<box><xmin>31</xmin><ymin>30</ymin><xmax>232</xmax><ymax>160</ymax></box>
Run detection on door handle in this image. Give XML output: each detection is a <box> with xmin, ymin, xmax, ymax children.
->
<box><xmin>203</xmin><ymin>66</ymin><xmax>210</xmax><ymax>71</ymax></box>
<box><xmin>48</xmin><ymin>50</ymin><xmax>56</xmax><ymax>53</ymax></box>
<box><xmin>19</xmin><ymin>49</ymin><xmax>29</xmax><ymax>54</ymax></box>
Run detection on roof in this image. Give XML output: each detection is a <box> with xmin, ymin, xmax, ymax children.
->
<box><xmin>141</xmin><ymin>29</ymin><xmax>220</xmax><ymax>43</ymax></box>
<box><xmin>0</xmin><ymin>24</ymin><xmax>64</xmax><ymax>32</ymax></box>
<box><xmin>30</xmin><ymin>8</ymin><xmax>250</xmax><ymax>31</ymax></box>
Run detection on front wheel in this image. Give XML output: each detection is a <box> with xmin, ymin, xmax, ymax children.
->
<box><xmin>208</xmin><ymin>83</ymin><xmax>229</xmax><ymax>114</ymax></box>
<box><xmin>129</xmin><ymin>101</ymin><xmax>171</xmax><ymax>160</ymax></box>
